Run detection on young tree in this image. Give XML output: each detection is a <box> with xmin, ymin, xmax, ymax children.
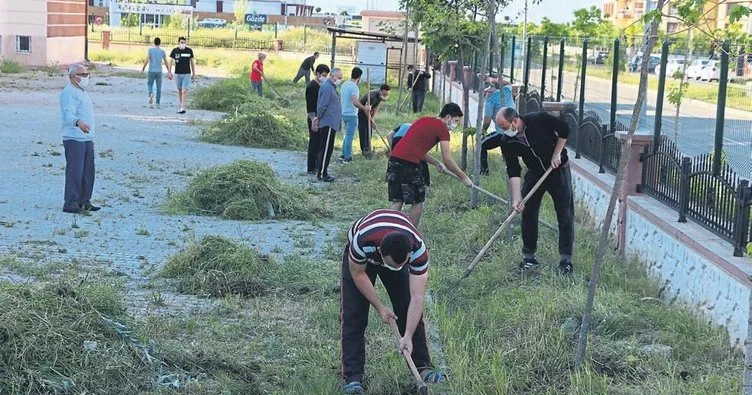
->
<box><xmin>234</xmin><ymin>0</ymin><xmax>249</xmax><ymax>26</ymax></box>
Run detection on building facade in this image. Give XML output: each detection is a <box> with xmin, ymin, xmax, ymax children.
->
<box><xmin>603</xmin><ymin>0</ymin><xmax>721</xmax><ymax>33</ymax></box>
<box><xmin>0</xmin><ymin>0</ymin><xmax>86</xmax><ymax>66</ymax></box>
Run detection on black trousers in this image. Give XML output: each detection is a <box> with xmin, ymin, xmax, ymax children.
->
<box><xmin>317</xmin><ymin>127</ymin><xmax>336</xmax><ymax>178</ymax></box>
<box><xmin>306</xmin><ymin>117</ymin><xmax>322</xmax><ymax>173</ymax></box>
<box><xmin>357</xmin><ymin>111</ymin><xmax>372</xmax><ymax>154</ymax></box>
<box><xmin>340</xmin><ymin>245</ymin><xmax>431</xmax><ymax>384</ymax></box>
<box><xmin>480</xmin><ymin>131</ymin><xmax>503</xmax><ymax>174</ymax></box>
<box><xmin>292</xmin><ymin>67</ymin><xmax>310</xmax><ymax>84</ymax></box>
<box><xmin>63</xmin><ymin>140</ymin><xmax>95</xmax><ymax>210</ymax></box>
<box><xmin>412</xmin><ymin>90</ymin><xmax>426</xmax><ymax>113</ymax></box>
<box><xmin>521</xmin><ymin>165</ymin><xmax>575</xmax><ymax>258</ymax></box>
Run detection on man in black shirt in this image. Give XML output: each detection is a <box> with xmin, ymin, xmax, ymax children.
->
<box><xmin>168</xmin><ymin>37</ymin><xmax>196</xmax><ymax>114</ymax></box>
<box><xmin>407</xmin><ymin>65</ymin><xmax>431</xmax><ymax>113</ymax></box>
<box><xmin>305</xmin><ymin>64</ymin><xmax>330</xmax><ymax>174</ymax></box>
<box><xmin>357</xmin><ymin>84</ymin><xmax>390</xmax><ymax>157</ymax></box>
<box><xmin>495</xmin><ymin>107</ymin><xmax>575</xmax><ymax>275</ymax></box>
<box><xmin>293</xmin><ymin>52</ymin><xmax>320</xmax><ymax>84</ymax></box>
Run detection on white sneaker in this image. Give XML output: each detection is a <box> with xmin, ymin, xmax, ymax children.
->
<box><xmin>155</xmin><ymin>103</ymin><xmax>160</xmax><ymax>109</ymax></box>
<box><xmin>148</xmin><ymin>94</ymin><xmax>154</xmax><ymax>105</ymax></box>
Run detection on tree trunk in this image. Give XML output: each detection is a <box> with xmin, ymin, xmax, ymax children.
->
<box><xmin>458</xmin><ymin>47</ymin><xmax>469</xmax><ymax>171</ymax></box>
<box><xmin>574</xmin><ymin>0</ymin><xmax>666</xmax><ymax>370</ymax></box>
<box><xmin>396</xmin><ymin>5</ymin><xmax>410</xmax><ymax>115</ymax></box>
<box><xmin>674</xmin><ymin>29</ymin><xmax>692</xmax><ymax>141</ymax></box>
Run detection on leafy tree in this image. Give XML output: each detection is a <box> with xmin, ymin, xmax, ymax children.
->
<box><xmin>315</xmin><ymin>7</ymin><xmax>321</xmax><ymax>13</ymax></box>
<box><xmin>234</xmin><ymin>0</ymin><xmax>249</xmax><ymax>26</ymax></box>
<box><xmin>535</xmin><ymin>17</ymin><xmax>570</xmax><ymax>38</ymax></box>
<box><xmin>572</xmin><ymin>6</ymin><xmax>612</xmax><ymax>37</ymax></box>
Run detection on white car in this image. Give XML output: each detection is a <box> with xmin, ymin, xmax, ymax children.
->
<box><xmin>656</xmin><ymin>58</ymin><xmax>687</xmax><ymax>78</ymax></box>
<box><xmin>700</xmin><ymin>60</ymin><xmax>721</xmax><ymax>81</ymax></box>
<box><xmin>686</xmin><ymin>59</ymin><xmax>713</xmax><ymax>80</ymax></box>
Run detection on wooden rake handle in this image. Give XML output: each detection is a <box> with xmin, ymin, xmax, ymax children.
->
<box><xmin>387</xmin><ymin>318</ymin><xmax>428</xmax><ymax>393</ymax></box>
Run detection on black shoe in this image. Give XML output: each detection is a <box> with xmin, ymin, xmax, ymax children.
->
<box><xmin>558</xmin><ymin>259</ymin><xmax>573</xmax><ymax>275</ymax></box>
<box><xmin>63</xmin><ymin>206</ymin><xmax>83</xmax><ymax>214</ymax></box>
<box><xmin>519</xmin><ymin>257</ymin><xmax>540</xmax><ymax>272</ymax></box>
<box><xmin>307</xmin><ymin>170</ymin><xmax>317</xmax><ymax>175</ymax></box>
<box><xmin>82</xmin><ymin>204</ymin><xmax>101</xmax><ymax>212</ymax></box>
<box><xmin>318</xmin><ymin>175</ymin><xmax>335</xmax><ymax>182</ymax></box>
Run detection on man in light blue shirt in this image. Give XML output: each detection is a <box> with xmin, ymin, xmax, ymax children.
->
<box><xmin>60</xmin><ymin>64</ymin><xmax>99</xmax><ymax>214</ymax></box>
<box><xmin>480</xmin><ymin>80</ymin><xmax>515</xmax><ymax>175</ymax></box>
<box><xmin>339</xmin><ymin>67</ymin><xmax>370</xmax><ymax>163</ymax></box>
<box><xmin>141</xmin><ymin>37</ymin><xmax>171</xmax><ymax>108</ymax></box>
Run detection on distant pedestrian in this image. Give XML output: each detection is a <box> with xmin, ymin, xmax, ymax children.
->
<box><xmin>141</xmin><ymin>37</ymin><xmax>171</xmax><ymax>109</ymax></box>
<box><xmin>315</xmin><ymin>67</ymin><xmax>343</xmax><ymax>182</ymax></box>
<box><xmin>168</xmin><ymin>37</ymin><xmax>196</xmax><ymax>114</ymax></box>
<box><xmin>60</xmin><ymin>64</ymin><xmax>99</xmax><ymax>214</ymax></box>
<box><xmin>306</xmin><ymin>64</ymin><xmax>330</xmax><ymax>174</ymax></box>
<box><xmin>407</xmin><ymin>65</ymin><xmax>431</xmax><ymax>113</ymax></box>
<box><xmin>250</xmin><ymin>52</ymin><xmax>266</xmax><ymax>97</ymax></box>
<box><xmin>339</xmin><ymin>67</ymin><xmax>371</xmax><ymax>163</ymax></box>
<box><xmin>357</xmin><ymin>84</ymin><xmax>390</xmax><ymax>158</ymax></box>
<box><xmin>293</xmin><ymin>52</ymin><xmax>319</xmax><ymax>84</ymax></box>
<box><xmin>480</xmin><ymin>79</ymin><xmax>515</xmax><ymax>175</ymax></box>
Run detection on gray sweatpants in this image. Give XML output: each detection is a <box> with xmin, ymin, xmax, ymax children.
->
<box><xmin>63</xmin><ymin>140</ymin><xmax>95</xmax><ymax>210</ymax></box>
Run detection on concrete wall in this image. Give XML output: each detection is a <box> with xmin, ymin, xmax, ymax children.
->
<box><xmin>0</xmin><ymin>0</ymin><xmax>47</xmax><ymax>65</ymax></box>
<box><xmin>47</xmin><ymin>36</ymin><xmax>86</xmax><ymax>65</ymax></box>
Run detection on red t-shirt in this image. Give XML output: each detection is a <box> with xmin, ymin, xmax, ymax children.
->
<box><xmin>250</xmin><ymin>59</ymin><xmax>263</xmax><ymax>82</ymax></box>
<box><xmin>390</xmin><ymin>117</ymin><xmax>450</xmax><ymax>164</ymax></box>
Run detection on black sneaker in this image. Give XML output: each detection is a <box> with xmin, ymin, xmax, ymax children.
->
<box><xmin>519</xmin><ymin>257</ymin><xmax>539</xmax><ymax>272</ymax></box>
<box><xmin>318</xmin><ymin>175</ymin><xmax>335</xmax><ymax>182</ymax></box>
<box><xmin>82</xmin><ymin>204</ymin><xmax>101</xmax><ymax>212</ymax></box>
<box><xmin>307</xmin><ymin>170</ymin><xmax>317</xmax><ymax>175</ymax></box>
<box><xmin>558</xmin><ymin>259</ymin><xmax>573</xmax><ymax>275</ymax></box>
<box><xmin>63</xmin><ymin>206</ymin><xmax>83</xmax><ymax>214</ymax></box>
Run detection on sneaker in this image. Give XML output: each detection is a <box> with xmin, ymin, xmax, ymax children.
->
<box><xmin>558</xmin><ymin>259</ymin><xmax>573</xmax><ymax>275</ymax></box>
<box><xmin>63</xmin><ymin>206</ymin><xmax>83</xmax><ymax>214</ymax></box>
<box><xmin>342</xmin><ymin>381</ymin><xmax>364</xmax><ymax>394</ymax></box>
<box><xmin>307</xmin><ymin>170</ymin><xmax>317</xmax><ymax>175</ymax></box>
<box><xmin>421</xmin><ymin>368</ymin><xmax>448</xmax><ymax>384</ymax></box>
<box><xmin>82</xmin><ymin>204</ymin><xmax>101</xmax><ymax>212</ymax></box>
<box><xmin>519</xmin><ymin>257</ymin><xmax>540</xmax><ymax>272</ymax></box>
<box><xmin>178</xmin><ymin>109</ymin><xmax>186</xmax><ymax>114</ymax></box>
<box><xmin>148</xmin><ymin>93</ymin><xmax>154</xmax><ymax>105</ymax></box>
<box><xmin>318</xmin><ymin>175</ymin><xmax>335</xmax><ymax>182</ymax></box>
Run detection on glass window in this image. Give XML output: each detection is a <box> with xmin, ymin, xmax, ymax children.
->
<box><xmin>16</xmin><ymin>36</ymin><xmax>30</xmax><ymax>53</ymax></box>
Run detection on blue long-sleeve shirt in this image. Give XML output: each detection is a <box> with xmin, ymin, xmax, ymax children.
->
<box><xmin>316</xmin><ymin>79</ymin><xmax>341</xmax><ymax>131</ymax></box>
<box><xmin>60</xmin><ymin>83</ymin><xmax>95</xmax><ymax>142</ymax></box>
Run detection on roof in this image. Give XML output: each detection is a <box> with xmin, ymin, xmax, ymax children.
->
<box><xmin>360</xmin><ymin>10</ymin><xmax>406</xmax><ymax>18</ymax></box>
<box><xmin>326</xmin><ymin>27</ymin><xmax>420</xmax><ymax>43</ymax></box>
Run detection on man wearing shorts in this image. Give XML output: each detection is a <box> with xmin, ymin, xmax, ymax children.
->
<box><xmin>387</xmin><ymin>103</ymin><xmax>472</xmax><ymax>226</ymax></box>
<box><xmin>168</xmin><ymin>37</ymin><xmax>196</xmax><ymax>114</ymax></box>
<box><xmin>386</xmin><ymin>122</ymin><xmax>443</xmax><ymax>190</ymax></box>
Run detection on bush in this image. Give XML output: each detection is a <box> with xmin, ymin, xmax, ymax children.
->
<box><xmin>0</xmin><ymin>59</ymin><xmax>25</xmax><ymax>74</ymax></box>
<box><xmin>166</xmin><ymin>160</ymin><xmax>325</xmax><ymax>221</ymax></box>
<box><xmin>200</xmin><ymin>106</ymin><xmax>305</xmax><ymax>150</ymax></box>
<box><xmin>160</xmin><ymin>235</ymin><xmax>272</xmax><ymax>297</ymax></box>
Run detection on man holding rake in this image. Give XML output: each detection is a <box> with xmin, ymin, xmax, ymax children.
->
<box><xmin>340</xmin><ymin>209</ymin><xmax>446</xmax><ymax>394</ymax></box>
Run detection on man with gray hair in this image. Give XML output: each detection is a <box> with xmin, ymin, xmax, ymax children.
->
<box><xmin>314</xmin><ymin>67</ymin><xmax>343</xmax><ymax>182</ymax></box>
<box><xmin>495</xmin><ymin>107</ymin><xmax>574</xmax><ymax>275</ymax></box>
<box><xmin>60</xmin><ymin>64</ymin><xmax>99</xmax><ymax>214</ymax></box>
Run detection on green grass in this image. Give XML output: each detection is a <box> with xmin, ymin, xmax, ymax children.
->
<box><xmin>0</xmin><ymin>59</ymin><xmax>26</xmax><ymax>74</ymax></box>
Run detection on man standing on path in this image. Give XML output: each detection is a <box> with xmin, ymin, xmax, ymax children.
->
<box><xmin>357</xmin><ymin>84</ymin><xmax>390</xmax><ymax>158</ymax></box>
<box><xmin>407</xmin><ymin>65</ymin><xmax>431</xmax><ymax>113</ymax></box>
<box><xmin>293</xmin><ymin>51</ymin><xmax>319</xmax><ymax>84</ymax></box>
<box><xmin>168</xmin><ymin>37</ymin><xmax>196</xmax><ymax>114</ymax></box>
<box><xmin>250</xmin><ymin>52</ymin><xmax>266</xmax><ymax>97</ymax></box>
<box><xmin>141</xmin><ymin>37</ymin><xmax>171</xmax><ymax>109</ymax></box>
<box><xmin>340</xmin><ymin>209</ymin><xmax>447</xmax><ymax>394</ymax></box>
<box><xmin>315</xmin><ymin>67</ymin><xmax>343</xmax><ymax>182</ymax></box>
<box><xmin>339</xmin><ymin>67</ymin><xmax>370</xmax><ymax>163</ymax></box>
<box><xmin>60</xmin><ymin>64</ymin><xmax>100</xmax><ymax>214</ymax></box>
<box><xmin>388</xmin><ymin>103</ymin><xmax>472</xmax><ymax>226</ymax></box>
<box><xmin>306</xmin><ymin>64</ymin><xmax>330</xmax><ymax>175</ymax></box>
<box><xmin>495</xmin><ymin>107</ymin><xmax>575</xmax><ymax>275</ymax></box>
<box><xmin>480</xmin><ymin>80</ymin><xmax>515</xmax><ymax>175</ymax></box>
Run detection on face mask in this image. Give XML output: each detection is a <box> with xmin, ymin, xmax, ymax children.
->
<box><xmin>335</xmin><ymin>79</ymin><xmax>342</xmax><ymax>86</ymax></box>
<box><xmin>78</xmin><ymin>76</ymin><xmax>90</xmax><ymax>89</ymax></box>
<box><xmin>447</xmin><ymin>121</ymin><xmax>457</xmax><ymax>131</ymax></box>
<box><xmin>503</xmin><ymin>129</ymin><xmax>518</xmax><ymax>137</ymax></box>
<box><xmin>383</xmin><ymin>262</ymin><xmax>404</xmax><ymax>271</ymax></box>
<box><xmin>179</xmin><ymin>43</ymin><xmax>186</xmax><ymax>50</ymax></box>
<box><xmin>380</xmin><ymin>95</ymin><xmax>388</xmax><ymax>100</ymax></box>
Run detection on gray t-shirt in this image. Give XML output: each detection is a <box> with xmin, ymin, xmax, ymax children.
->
<box><xmin>147</xmin><ymin>47</ymin><xmax>166</xmax><ymax>73</ymax></box>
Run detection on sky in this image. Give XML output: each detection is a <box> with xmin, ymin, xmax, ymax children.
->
<box><xmin>311</xmin><ymin>0</ymin><xmax>602</xmax><ymax>24</ymax></box>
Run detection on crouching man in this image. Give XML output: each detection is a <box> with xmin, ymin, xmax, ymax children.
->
<box><xmin>340</xmin><ymin>209</ymin><xmax>446</xmax><ymax>394</ymax></box>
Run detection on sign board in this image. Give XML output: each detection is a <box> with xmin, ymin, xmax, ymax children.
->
<box><xmin>96</xmin><ymin>16</ymin><xmax>103</xmax><ymax>25</ymax></box>
<box><xmin>109</xmin><ymin>1</ymin><xmax>193</xmax><ymax>16</ymax></box>
<box><xmin>244</xmin><ymin>13</ymin><xmax>268</xmax><ymax>28</ymax></box>
<box><xmin>356</xmin><ymin>41</ymin><xmax>388</xmax><ymax>84</ymax></box>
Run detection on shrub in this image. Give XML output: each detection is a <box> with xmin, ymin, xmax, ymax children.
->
<box><xmin>0</xmin><ymin>59</ymin><xmax>25</xmax><ymax>74</ymax></box>
<box><xmin>166</xmin><ymin>160</ymin><xmax>325</xmax><ymax>221</ymax></box>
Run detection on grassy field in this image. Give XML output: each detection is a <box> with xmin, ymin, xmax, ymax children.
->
<box><xmin>0</xmin><ymin>56</ymin><xmax>744</xmax><ymax>394</ymax></box>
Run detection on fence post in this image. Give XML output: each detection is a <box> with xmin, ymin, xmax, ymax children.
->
<box><xmin>510</xmin><ymin>35</ymin><xmax>516</xmax><ymax>83</ymax></box>
<box><xmin>609</xmin><ymin>38</ymin><xmax>619</xmax><ymax>141</ymax></box>
<box><xmin>541</xmin><ymin>36</ymin><xmax>548</xmax><ymax>99</ymax></box>
<box><xmin>500</xmin><ymin>33</ymin><xmax>506</xmax><ymax>78</ymax></box>
<box><xmin>557</xmin><ymin>38</ymin><xmax>565</xmax><ymax>102</ymax></box>
<box><xmin>274</xmin><ymin>23</ymin><xmax>278</xmax><ymax>39</ymax></box>
<box><xmin>678</xmin><ymin>156</ymin><xmax>691</xmax><ymax>223</ymax></box>
<box><xmin>304</xmin><ymin>24</ymin><xmax>307</xmax><ymax>46</ymax></box>
<box><xmin>638</xmin><ymin>146</ymin><xmax>648</xmax><ymax>193</ymax></box>
<box><xmin>233</xmin><ymin>27</ymin><xmax>238</xmax><ymax>49</ymax></box>
<box><xmin>599</xmin><ymin>123</ymin><xmax>607</xmax><ymax>173</ymax></box>
<box><xmin>712</xmin><ymin>40</ymin><xmax>730</xmax><ymax>176</ymax></box>
<box><xmin>523</xmin><ymin>35</ymin><xmax>532</xmax><ymax>95</ymax></box>
<box><xmin>733</xmin><ymin>180</ymin><xmax>751</xmax><ymax>257</ymax></box>
<box><xmin>654</xmin><ymin>40</ymin><xmax>669</xmax><ymax>153</ymax></box>
<box><xmin>576</xmin><ymin>39</ymin><xmax>588</xmax><ymax>159</ymax></box>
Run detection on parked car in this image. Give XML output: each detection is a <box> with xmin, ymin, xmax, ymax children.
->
<box><xmin>700</xmin><ymin>60</ymin><xmax>721</xmax><ymax>81</ymax></box>
<box><xmin>628</xmin><ymin>54</ymin><xmax>661</xmax><ymax>72</ymax></box>
<box><xmin>655</xmin><ymin>58</ymin><xmax>687</xmax><ymax>78</ymax></box>
<box><xmin>197</xmin><ymin>18</ymin><xmax>227</xmax><ymax>29</ymax></box>
<box><xmin>686</xmin><ymin>59</ymin><xmax>713</xmax><ymax>80</ymax></box>
<box><xmin>590</xmin><ymin>51</ymin><xmax>608</xmax><ymax>65</ymax></box>
<box><xmin>628</xmin><ymin>55</ymin><xmax>640</xmax><ymax>72</ymax></box>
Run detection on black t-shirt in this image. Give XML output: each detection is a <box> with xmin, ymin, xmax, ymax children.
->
<box><xmin>358</xmin><ymin>91</ymin><xmax>383</xmax><ymax>115</ymax></box>
<box><xmin>305</xmin><ymin>80</ymin><xmax>321</xmax><ymax>114</ymax></box>
<box><xmin>170</xmin><ymin>47</ymin><xmax>194</xmax><ymax>74</ymax></box>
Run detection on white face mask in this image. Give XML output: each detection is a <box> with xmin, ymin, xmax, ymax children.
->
<box><xmin>503</xmin><ymin>129</ymin><xmax>517</xmax><ymax>137</ymax></box>
<box><xmin>447</xmin><ymin>121</ymin><xmax>457</xmax><ymax>131</ymax></box>
<box><xmin>78</xmin><ymin>76</ymin><xmax>90</xmax><ymax>89</ymax></box>
<box><xmin>179</xmin><ymin>43</ymin><xmax>186</xmax><ymax>50</ymax></box>
<box><xmin>380</xmin><ymin>95</ymin><xmax>387</xmax><ymax>100</ymax></box>
<box><xmin>335</xmin><ymin>78</ymin><xmax>342</xmax><ymax>86</ymax></box>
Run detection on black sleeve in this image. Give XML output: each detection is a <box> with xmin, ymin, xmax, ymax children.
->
<box><xmin>543</xmin><ymin>112</ymin><xmax>570</xmax><ymax>139</ymax></box>
<box><xmin>169</xmin><ymin>48</ymin><xmax>176</xmax><ymax>58</ymax></box>
<box><xmin>502</xmin><ymin>143</ymin><xmax>522</xmax><ymax>178</ymax></box>
<box><xmin>423</xmin><ymin>72</ymin><xmax>431</xmax><ymax>80</ymax></box>
<box><xmin>189</xmin><ymin>48</ymin><xmax>194</xmax><ymax>59</ymax></box>
<box><xmin>407</xmin><ymin>73</ymin><xmax>414</xmax><ymax>87</ymax></box>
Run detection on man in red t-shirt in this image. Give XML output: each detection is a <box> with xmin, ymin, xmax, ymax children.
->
<box><xmin>249</xmin><ymin>52</ymin><xmax>266</xmax><ymax>97</ymax></box>
<box><xmin>388</xmin><ymin>102</ymin><xmax>472</xmax><ymax>225</ymax></box>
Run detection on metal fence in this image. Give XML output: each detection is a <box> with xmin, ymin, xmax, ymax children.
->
<box><xmin>482</xmin><ymin>33</ymin><xmax>752</xmax><ymax>256</ymax></box>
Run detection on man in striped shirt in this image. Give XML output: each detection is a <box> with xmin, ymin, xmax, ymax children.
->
<box><xmin>340</xmin><ymin>209</ymin><xmax>445</xmax><ymax>394</ymax></box>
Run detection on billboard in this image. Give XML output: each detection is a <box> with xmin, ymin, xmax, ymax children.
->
<box><xmin>109</xmin><ymin>0</ymin><xmax>193</xmax><ymax>16</ymax></box>
<box><xmin>245</xmin><ymin>13</ymin><xmax>268</xmax><ymax>30</ymax></box>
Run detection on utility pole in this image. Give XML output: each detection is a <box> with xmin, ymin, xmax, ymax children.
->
<box><xmin>521</xmin><ymin>0</ymin><xmax>528</xmax><ymax>75</ymax></box>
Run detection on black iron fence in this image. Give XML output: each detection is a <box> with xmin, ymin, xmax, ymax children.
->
<box><xmin>103</xmin><ymin>30</ymin><xmax>276</xmax><ymax>50</ymax></box>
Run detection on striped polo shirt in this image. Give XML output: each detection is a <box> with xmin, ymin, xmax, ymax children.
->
<box><xmin>347</xmin><ymin>209</ymin><xmax>429</xmax><ymax>275</ymax></box>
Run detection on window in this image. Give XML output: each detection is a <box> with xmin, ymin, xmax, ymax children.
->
<box><xmin>16</xmin><ymin>36</ymin><xmax>30</xmax><ymax>53</ymax></box>
<box><xmin>217</xmin><ymin>1</ymin><xmax>223</xmax><ymax>13</ymax></box>
<box><xmin>666</xmin><ymin>22</ymin><xmax>678</xmax><ymax>34</ymax></box>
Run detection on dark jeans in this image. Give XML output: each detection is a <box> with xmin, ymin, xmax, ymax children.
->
<box><xmin>357</xmin><ymin>110</ymin><xmax>371</xmax><ymax>154</ymax></box>
<box><xmin>307</xmin><ymin>117</ymin><xmax>323</xmax><ymax>173</ymax></box>
<box><xmin>251</xmin><ymin>81</ymin><xmax>263</xmax><ymax>97</ymax></box>
<box><xmin>412</xmin><ymin>90</ymin><xmax>426</xmax><ymax>113</ymax></box>
<box><xmin>317</xmin><ymin>127</ymin><xmax>336</xmax><ymax>178</ymax></box>
<box><xmin>521</xmin><ymin>165</ymin><xmax>575</xmax><ymax>259</ymax></box>
<box><xmin>293</xmin><ymin>68</ymin><xmax>310</xmax><ymax>84</ymax></box>
<box><xmin>480</xmin><ymin>131</ymin><xmax>503</xmax><ymax>174</ymax></box>
<box><xmin>63</xmin><ymin>140</ymin><xmax>95</xmax><ymax>210</ymax></box>
<box><xmin>340</xmin><ymin>245</ymin><xmax>431</xmax><ymax>384</ymax></box>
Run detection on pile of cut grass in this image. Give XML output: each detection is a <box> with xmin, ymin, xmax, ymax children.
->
<box><xmin>166</xmin><ymin>160</ymin><xmax>324</xmax><ymax>221</ymax></box>
<box><xmin>199</xmin><ymin>104</ymin><xmax>305</xmax><ymax>150</ymax></box>
<box><xmin>160</xmin><ymin>235</ymin><xmax>272</xmax><ymax>298</ymax></box>
<box><xmin>191</xmin><ymin>77</ymin><xmax>276</xmax><ymax>113</ymax></box>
